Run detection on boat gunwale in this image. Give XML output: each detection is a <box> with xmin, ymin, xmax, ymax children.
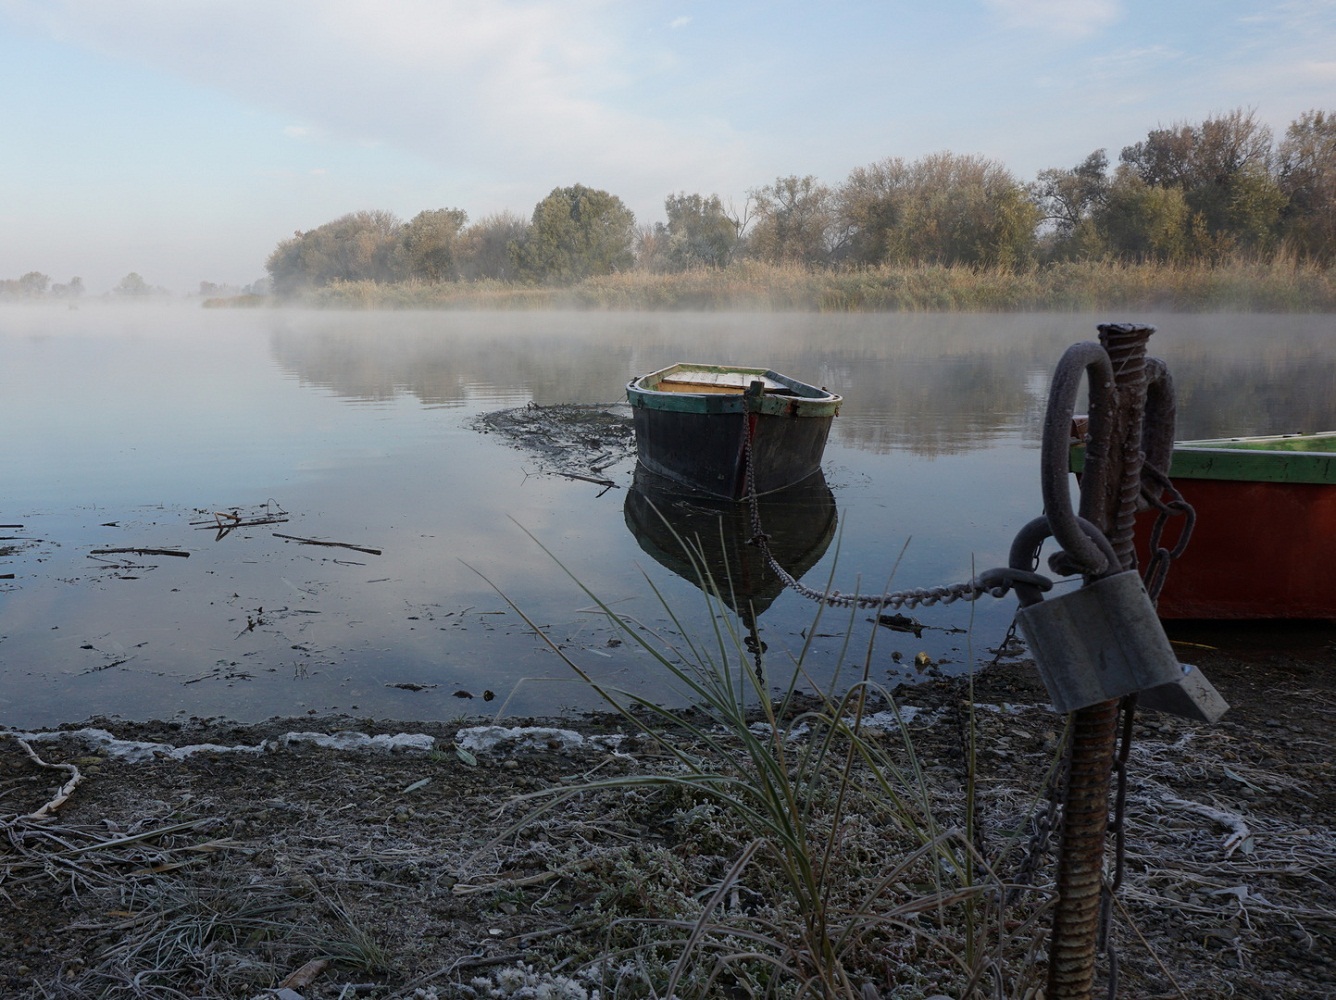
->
<box><xmin>1070</xmin><ymin>431</ymin><xmax>1336</xmax><ymax>486</ymax></box>
<box><xmin>626</xmin><ymin>362</ymin><xmax>842</xmax><ymax>418</ymax></box>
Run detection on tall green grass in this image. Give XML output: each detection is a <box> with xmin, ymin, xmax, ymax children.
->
<box><xmin>476</xmin><ymin>521</ymin><xmax>1060</xmax><ymax>999</ymax></box>
<box><xmin>241</xmin><ymin>257</ymin><xmax>1336</xmax><ymax>312</ymax></box>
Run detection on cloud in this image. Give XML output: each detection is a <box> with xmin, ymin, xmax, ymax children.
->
<box><xmin>669</xmin><ymin>16</ymin><xmax>691</xmax><ymax>29</ymax></box>
<box><xmin>1301</xmin><ymin>59</ymin><xmax>1336</xmax><ymax>81</ymax></box>
<box><xmin>1</xmin><ymin>0</ymin><xmax>749</xmax><ymax>217</ymax></box>
<box><xmin>983</xmin><ymin>0</ymin><xmax>1122</xmax><ymax>39</ymax></box>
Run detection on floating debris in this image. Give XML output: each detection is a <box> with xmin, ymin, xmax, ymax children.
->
<box><xmin>875</xmin><ymin>612</ymin><xmax>925</xmax><ymax>637</ymax></box>
<box><xmin>475</xmin><ymin>402</ymin><xmax>634</xmax><ymax>484</ymax></box>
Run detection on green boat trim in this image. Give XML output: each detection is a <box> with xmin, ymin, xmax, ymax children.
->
<box><xmin>1070</xmin><ymin>431</ymin><xmax>1336</xmax><ymax>485</ymax></box>
<box><xmin>628</xmin><ymin>363</ymin><xmax>843</xmax><ymax>418</ymax></box>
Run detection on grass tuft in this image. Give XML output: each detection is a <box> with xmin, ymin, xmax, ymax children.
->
<box><xmin>473</xmin><ymin>516</ymin><xmax>1059</xmax><ymax>998</ymax></box>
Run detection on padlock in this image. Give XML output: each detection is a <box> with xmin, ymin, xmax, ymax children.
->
<box><xmin>1138</xmin><ymin>662</ymin><xmax>1229</xmax><ymax>723</ymax></box>
<box><xmin>1017</xmin><ymin>570</ymin><xmax>1185</xmax><ymax>713</ymax></box>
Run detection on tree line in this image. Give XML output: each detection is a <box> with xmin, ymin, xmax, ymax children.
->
<box><xmin>0</xmin><ymin>273</ymin><xmax>84</xmax><ymax>300</ymax></box>
<box><xmin>0</xmin><ymin>271</ymin><xmax>201</xmax><ymax>300</ymax></box>
<box><xmin>266</xmin><ymin>108</ymin><xmax>1336</xmax><ymax>295</ymax></box>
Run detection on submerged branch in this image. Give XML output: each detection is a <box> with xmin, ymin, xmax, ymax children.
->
<box><xmin>88</xmin><ymin>547</ymin><xmax>190</xmax><ymax>558</ymax></box>
<box><xmin>273</xmin><ymin>532</ymin><xmax>383</xmax><ymax>556</ymax></box>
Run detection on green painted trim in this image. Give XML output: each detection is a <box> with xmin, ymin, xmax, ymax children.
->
<box><xmin>627</xmin><ymin>363</ymin><xmax>843</xmax><ymax>418</ymax></box>
<box><xmin>1070</xmin><ymin>432</ymin><xmax>1336</xmax><ymax>485</ymax></box>
<box><xmin>1175</xmin><ymin>432</ymin><xmax>1336</xmax><ymax>454</ymax></box>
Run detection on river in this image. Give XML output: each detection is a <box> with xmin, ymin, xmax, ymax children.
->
<box><xmin>2</xmin><ymin>306</ymin><xmax>1331</xmax><ymax>727</ymax></box>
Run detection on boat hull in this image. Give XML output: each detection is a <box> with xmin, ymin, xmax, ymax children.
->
<box><xmin>1073</xmin><ymin>431</ymin><xmax>1336</xmax><ymax>620</ymax></box>
<box><xmin>627</xmin><ymin>364</ymin><xmax>841</xmax><ymax>500</ymax></box>
<box><xmin>1136</xmin><ymin>477</ymin><xmax>1336</xmax><ymax>619</ymax></box>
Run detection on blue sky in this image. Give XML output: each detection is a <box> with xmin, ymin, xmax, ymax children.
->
<box><xmin>2</xmin><ymin>0</ymin><xmax>1334</xmax><ymax>293</ymax></box>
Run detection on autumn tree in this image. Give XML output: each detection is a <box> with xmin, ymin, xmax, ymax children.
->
<box><xmin>1090</xmin><ymin>166</ymin><xmax>1191</xmax><ymax>262</ymax></box>
<box><xmin>458</xmin><ymin>212</ymin><xmax>528</xmax><ymax>281</ymax></box>
<box><xmin>633</xmin><ymin>222</ymin><xmax>668</xmax><ymax>272</ymax></box>
<box><xmin>266</xmin><ymin>210</ymin><xmax>404</xmax><ymax>294</ymax></box>
<box><xmin>1029</xmin><ymin>150</ymin><xmax>1111</xmax><ymax>259</ymax></box>
<box><xmin>838</xmin><ymin>153</ymin><xmax>1038</xmax><ymax>268</ymax></box>
<box><xmin>1278</xmin><ymin>109</ymin><xmax>1336</xmax><ymax>262</ymax></box>
<box><xmin>115</xmin><ymin>272</ymin><xmax>151</xmax><ymax>296</ymax></box>
<box><xmin>0</xmin><ymin>272</ymin><xmax>50</xmax><ymax>298</ymax></box>
<box><xmin>511</xmin><ymin>185</ymin><xmax>635</xmax><ymax>283</ymax></box>
<box><xmin>1120</xmin><ymin>109</ymin><xmax>1285</xmax><ymax>256</ymax></box>
<box><xmin>1</xmin><ymin>271</ymin><xmax>51</xmax><ymax>297</ymax></box>
<box><xmin>746</xmin><ymin>175</ymin><xmax>843</xmax><ymax>266</ymax></box>
<box><xmin>835</xmin><ymin>160</ymin><xmax>909</xmax><ymax>266</ymax></box>
<box><xmin>51</xmin><ymin>276</ymin><xmax>83</xmax><ymax>298</ymax></box>
<box><xmin>659</xmin><ymin>192</ymin><xmax>741</xmax><ymax>270</ymax></box>
<box><xmin>398</xmin><ymin>208</ymin><xmax>469</xmax><ymax>282</ymax></box>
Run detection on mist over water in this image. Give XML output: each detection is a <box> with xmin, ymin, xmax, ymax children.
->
<box><xmin>2</xmin><ymin>306</ymin><xmax>1332</xmax><ymax>727</ymax></box>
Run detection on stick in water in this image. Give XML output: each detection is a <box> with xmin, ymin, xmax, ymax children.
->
<box><xmin>89</xmin><ymin>548</ymin><xmax>190</xmax><ymax>558</ymax></box>
<box><xmin>273</xmin><ymin>533</ymin><xmax>382</xmax><ymax>556</ymax></box>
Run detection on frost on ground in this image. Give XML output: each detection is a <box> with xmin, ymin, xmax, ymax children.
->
<box><xmin>1</xmin><ymin>645</ymin><xmax>1333</xmax><ymax>1000</ymax></box>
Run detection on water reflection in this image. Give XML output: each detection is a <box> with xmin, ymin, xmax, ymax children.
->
<box><xmin>265</xmin><ymin>311</ymin><xmax>1336</xmax><ymax>455</ymax></box>
<box><xmin>623</xmin><ymin>469</ymin><xmax>837</xmax><ymax>623</ymax></box>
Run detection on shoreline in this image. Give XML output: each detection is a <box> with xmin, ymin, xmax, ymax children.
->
<box><xmin>4</xmin><ymin>644</ymin><xmax>1333</xmax><ymax>999</ymax></box>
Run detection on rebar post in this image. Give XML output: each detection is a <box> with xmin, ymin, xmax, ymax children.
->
<box><xmin>1047</xmin><ymin>323</ymin><xmax>1155</xmax><ymax>999</ymax></box>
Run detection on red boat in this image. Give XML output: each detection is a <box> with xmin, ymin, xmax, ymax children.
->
<box><xmin>1074</xmin><ymin>431</ymin><xmax>1336</xmax><ymax>619</ymax></box>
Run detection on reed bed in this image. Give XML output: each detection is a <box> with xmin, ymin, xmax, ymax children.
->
<box><xmin>243</xmin><ymin>259</ymin><xmax>1336</xmax><ymax>312</ymax></box>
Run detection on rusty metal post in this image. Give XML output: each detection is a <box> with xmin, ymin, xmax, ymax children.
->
<box><xmin>1047</xmin><ymin>323</ymin><xmax>1155</xmax><ymax>999</ymax></box>
<box><xmin>1085</xmin><ymin>323</ymin><xmax>1156</xmax><ymax>568</ymax></box>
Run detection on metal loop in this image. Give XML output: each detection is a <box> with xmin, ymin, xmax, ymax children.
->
<box><xmin>975</xmin><ymin>566</ymin><xmax>1054</xmax><ymax>599</ymax></box>
<box><xmin>1008</xmin><ymin>514</ymin><xmax>1120</xmax><ymax>607</ymax></box>
<box><xmin>1042</xmin><ymin>343</ymin><xmax>1115</xmax><ymax>576</ymax></box>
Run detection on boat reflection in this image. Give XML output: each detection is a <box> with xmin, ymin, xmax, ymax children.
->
<box><xmin>623</xmin><ymin>468</ymin><xmax>838</xmax><ymax>623</ymax></box>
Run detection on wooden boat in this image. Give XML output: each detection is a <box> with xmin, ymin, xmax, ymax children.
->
<box><xmin>626</xmin><ymin>364</ymin><xmax>841</xmax><ymax>500</ymax></box>
<box><xmin>624</xmin><ymin>467</ymin><xmax>837</xmax><ymax>620</ymax></box>
<box><xmin>1072</xmin><ymin>430</ymin><xmax>1336</xmax><ymax>619</ymax></box>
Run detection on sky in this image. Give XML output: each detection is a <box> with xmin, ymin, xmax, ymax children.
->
<box><xmin>2</xmin><ymin>0</ymin><xmax>1334</xmax><ymax>294</ymax></box>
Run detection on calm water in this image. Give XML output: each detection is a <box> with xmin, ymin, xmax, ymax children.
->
<box><xmin>2</xmin><ymin>307</ymin><xmax>1332</xmax><ymax>727</ymax></box>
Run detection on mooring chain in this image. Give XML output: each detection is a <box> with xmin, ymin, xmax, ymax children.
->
<box><xmin>1008</xmin><ymin>741</ymin><xmax>1070</xmax><ymax>905</ymax></box>
<box><xmin>1098</xmin><ymin>462</ymin><xmax>1196</xmax><ymax>997</ymax></box>
<box><xmin>742</xmin><ymin>435</ymin><xmax>1052</xmax><ymax>612</ymax></box>
<box><xmin>1137</xmin><ymin>461</ymin><xmax>1196</xmax><ymax>603</ymax></box>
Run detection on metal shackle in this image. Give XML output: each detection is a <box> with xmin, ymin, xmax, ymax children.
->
<box><xmin>1008</xmin><ymin>514</ymin><xmax>1121</xmax><ymax>608</ymax></box>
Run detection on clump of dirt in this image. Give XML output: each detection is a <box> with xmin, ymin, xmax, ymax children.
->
<box><xmin>2</xmin><ymin>644</ymin><xmax>1333</xmax><ymax>999</ymax></box>
<box><xmin>473</xmin><ymin>402</ymin><xmax>634</xmax><ymax>480</ymax></box>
